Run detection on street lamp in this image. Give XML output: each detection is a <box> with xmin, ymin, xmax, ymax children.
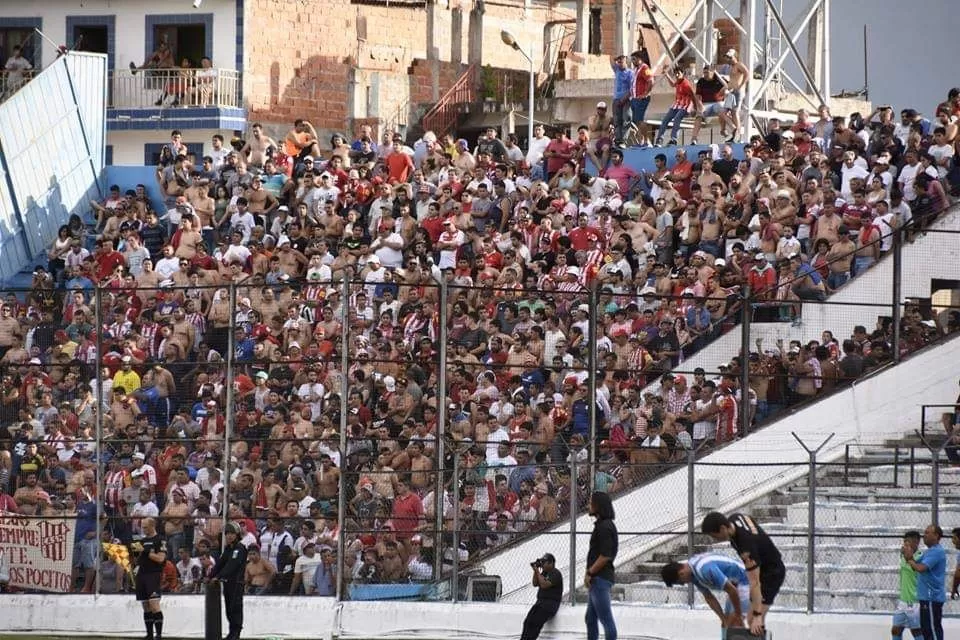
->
<box><xmin>500</xmin><ymin>30</ymin><xmax>535</xmax><ymax>152</ymax></box>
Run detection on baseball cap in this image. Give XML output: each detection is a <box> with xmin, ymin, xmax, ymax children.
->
<box><xmin>596</xmin><ymin>101</ymin><xmax>607</xmax><ymax>109</ymax></box>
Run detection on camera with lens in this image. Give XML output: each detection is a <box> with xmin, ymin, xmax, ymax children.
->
<box><xmin>532</xmin><ymin>558</ymin><xmax>544</xmax><ymax>569</ymax></box>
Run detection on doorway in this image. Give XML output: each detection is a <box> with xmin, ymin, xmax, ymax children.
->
<box><xmin>153</xmin><ymin>24</ymin><xmax>207</xmax><ymax>67</ymax></box>
<box><xmin>72</xmin><ymin>25</ymin><xmax>108</xmax><ymax>55</ymax></box>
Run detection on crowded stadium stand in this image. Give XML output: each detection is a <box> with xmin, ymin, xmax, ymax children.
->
<box><xmin>1</xmin><ymin>43</ymin><xmax>960</xmax><ymax>635</ymax></box>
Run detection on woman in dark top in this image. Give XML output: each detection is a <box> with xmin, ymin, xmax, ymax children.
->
<box><xmin>584</xmin><ymin>491</ymin><xmax>618</xmax><ymax>640</ymax></box>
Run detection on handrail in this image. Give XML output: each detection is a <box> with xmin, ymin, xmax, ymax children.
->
<box><xmin>420</xmin><ymin>64</ymin><xmax>477</xmax><ymax>139</ymax></box>
<box><xmin>109</xmin><ymin>68</ymin><xmax>241</xmax><ymax>110</ymax></box>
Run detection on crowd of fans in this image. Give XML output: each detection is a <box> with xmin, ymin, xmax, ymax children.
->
<box><xmin>0</xmin><ymin>74</ymin><xmax>959</xmax><ymax>597</ymax></box>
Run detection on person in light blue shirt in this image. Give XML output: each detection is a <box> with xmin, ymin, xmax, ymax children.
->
<box><xmin>662</xmin><ymin>553</ymin><xmax>749</xmax><ymax>638</ymax></box>
<box><xmin>903</xmin><ymin>524</ymin><xmax>945</xmax><ymax>640</ymax></box>
<box><xmin>609</xmin><ymin>54</ymin><xmax>635</xmax><ymax>144</ymax></box>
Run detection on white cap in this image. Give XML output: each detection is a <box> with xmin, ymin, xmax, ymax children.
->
<box><xmin>596</xmin><ymin>101</ymin><xmax>607</xmax><ymax>109</ymax></box>
<box><xmin>383</xmin><ymin>375</ymin><xmax>397</xmax><ymax>392</ymax></box>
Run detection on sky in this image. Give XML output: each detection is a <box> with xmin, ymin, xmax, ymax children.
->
<box><xmin>783</xmin><ymin>0</ymin><xmax>953</xmax><ymax>113</ymax></box>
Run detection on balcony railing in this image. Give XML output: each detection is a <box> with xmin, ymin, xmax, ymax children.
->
<box><xmin>109</xmin><ymin>68</ymin><xmax>241</xmax><ymax>109</ymax></box>
<box><xmin>0</xmin><ymin>69</ymin><xmax>37</xmax><ymax>104</ymax></box>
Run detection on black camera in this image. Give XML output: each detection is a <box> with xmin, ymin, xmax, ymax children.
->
<box><xmin>532</xmin><ymin>559</ymin><xmax>544</xmax><ymax>569</ymax></box>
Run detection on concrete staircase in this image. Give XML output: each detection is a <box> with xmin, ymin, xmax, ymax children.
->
<box><xmin>609</xmin><ymin>437</ymin><xmax>960</xmax><ymax>612</ymax></box>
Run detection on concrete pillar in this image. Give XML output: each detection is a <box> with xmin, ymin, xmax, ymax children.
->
<box><xmin>468</xmin><ymin>1</ymin><xmax>485</xmax><ymax>67</ymax></box>
<box><xmin>614</xmin><ymin>0</ymin><xmax>630</xmax><ymax>56</ymax></box>
<box><xmin>426</xmin><ymin>0</ymin><xmax>441</xmax><ymax>101</ymax></box>
<box><xmin>806</xmin><ymin>1</ymin><xmax>824</xmax><ymax>100</ymax></box>
<box><xmin>703</xmin><ymin>0</ymin><xmax>716</xmax><ymax>64</ymax></box>
<box><xmin>451</xmin><ymin>7</ymin><xmax>463</xmax><ymax>66</ymax></box>
<box><xmin>574</xmin><ymin>0</ymin><xmax>589</xmax><ymax>55</ymax></box>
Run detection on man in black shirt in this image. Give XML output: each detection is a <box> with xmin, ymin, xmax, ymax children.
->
<box><xmin>702</xmin><ymin>511</ymin><xmax>786</xmax><ymax>636</ymax></box>
<box><xmin>135</xmin><ymin>517</ymin><xmax>167</xmax><ymax>640</ymax></box>
<box><xmin>210</xmin><ymin>522</ymin><xmax>249</xmax><ymax>640</ymax></box>
<box><xmin>585</xmin><ymin>491</ymin><xmax>618</xmax><ymax>640</ymax></box>
<box><xmin>520</xmin><ymin>553</ymin><xmax>563</xmax><ymax>640</ymax></box>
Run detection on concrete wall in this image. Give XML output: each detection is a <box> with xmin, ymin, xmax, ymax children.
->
<box><xmin>107</xmin><ymin>129</ymin><xmax>227</xmax><ymax>166</ymax></box>
<box><xmin>0</xmin><ymin>0</ymin><xmax>239</xmax><ymax>70</ymax></box>
<box><xmin>1</xmin><ymin>595</ymin><xmax>957</xmax><ymax>639</ymax></box>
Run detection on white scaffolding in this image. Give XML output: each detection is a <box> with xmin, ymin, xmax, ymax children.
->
<box><xmin>633</xmin><ymin>0</ymin><xmax>831</xmax><ymax>141</ymax></box>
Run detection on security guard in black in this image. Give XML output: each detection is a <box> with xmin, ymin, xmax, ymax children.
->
<box><xmin>211</xmin><ymin>523</ymin><xmax>249</xmax><ymax>640</ymax></box>
<box><xmin>727</xmin><ymin>512</ymin><xmax>785</xmax><ymax>602</ymax></box>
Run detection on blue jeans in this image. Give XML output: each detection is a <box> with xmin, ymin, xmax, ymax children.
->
<box><xmin>827</xmin><ymin>271</ymin><xmax>849</xmax><ymax>290</ymax></box>
<box><xmin>630</xmin><ymin>97</ymin><xmax>651</xmax><ymax>126</ymax></box>
<box><xmin>613</xmin><ymin>99</ymin><xmax>631</xmax><ymax>141</ymax></box>
<box><xmin>585</xmin><ymin>576</ymin><xmax>617</xmax><ymax>640</ymax></box>
<box><xmin>656</xmin><ymin>107</ymin><xmax>688</xmax><ymax>143</ymax></box>
<box><xmin>853</xmin><ymin>256</ymin><xmax>875</xmax><ymax>277</ymax></box>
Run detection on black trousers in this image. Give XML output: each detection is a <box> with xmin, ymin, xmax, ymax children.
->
<box><xmin>919</xmin><ymin>600</ymin><xmax>943</xmax><ymax>640</ymax></box>
<box><xmin>223</xmin><ymin>582</ymin><xmax>244</xmax><ymax>638</ymax></box>
<box><xmin>520</xmin><ymin>601</ymin><xmax>559</xmax><ymax>640</ymax></box>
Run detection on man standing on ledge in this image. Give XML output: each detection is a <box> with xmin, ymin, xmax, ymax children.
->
<box><xmin>609</xmin><ymin>54</ymin><xmax>635</xmax><ymax>147</ymax></box>
<box><xmin>585</xmin><ymin>491</ymin><xmax>618</xmax><ymax>640</ymax></box>
<box><xmin>903</xmin><ymin>524</ymin><xmax>945</xmax><ymax>640</ymax></box>
<box><xmin>701</xmin><ymin>511</ymin><xmax>785</xmax><ymax>636</ymax></box>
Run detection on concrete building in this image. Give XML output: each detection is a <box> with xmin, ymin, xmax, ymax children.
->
<box><xmin>0</xmin><ymin>0</ymin><xmax>864</xmax><ymax>164</ymax></box>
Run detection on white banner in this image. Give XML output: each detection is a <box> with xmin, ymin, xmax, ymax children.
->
<box><xmin>0</xmin><ymin>512</ymin><xmax>77</xmax><ymax>593</ymax></box>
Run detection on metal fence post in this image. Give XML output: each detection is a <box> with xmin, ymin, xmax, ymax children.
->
<box><xmin>452</xmin><ymin>451</ymin><xmax>460</xmax><ymax>603</ymax></box>
<box><xmin>433</xmin><ymin>279</ymin><xmax>448</xmax><ymax>582</ymax></box>
<box><xmin>686</xmin><ymin>447</ymin><xmax>696</xmax><ymax>608</ymax></box>
<box><xmin>336</xmin><ymin>273</ymin><xmax>351</xmax><ymax>602</ymax></box>
<box><xmin>587</xmin><ymin>285</ymin><xmax>598</xmax><ymax>494</ymax></box>
<box><xmin>569</xmin><ymin>455</ymin><xmax>578</xmax><ymax>605</ymax></box>
<box><xmin>94</xmin><ymin>285</ymin><xmax>103</xmax><ymax>596</ymax></box>
<box><xmin>220</xmin><ymin>283</ymin><xmax>237</xmax><ymax>547</ymax></box>
<box><xmin>739</xmin><ymin>285</ymin><xmax>751</xmax><ymax>438</ymax></box>
<box><xmin>792</xmin><ymin>432</ymin><xmax>834</xmax><ymax>614</ymax></box>
<box><xmin>915</xmin><ymin>430</ymin><xmax>949</xmax><ymax>527</ymax></box>
<box><xmin>892</xmin><ymin>225</ymin><xmax>903</xmax><ymax>363</ymax></box>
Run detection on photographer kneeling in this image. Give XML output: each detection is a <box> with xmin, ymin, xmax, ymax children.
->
<box><xmin>521</xmin><ymin>553</ymin><xmax>563</xmax><ymax>640</ymax></box>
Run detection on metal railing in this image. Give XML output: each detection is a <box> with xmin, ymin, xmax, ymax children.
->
<box><xmin>420</xmin><ymin>64</ymin><xmax>477</xmax><ymax>138</ymax></box>
<box><xmin>109</xmin><ymin>68</ymin><xmax>241</xmax><ymax>109</ymax></box>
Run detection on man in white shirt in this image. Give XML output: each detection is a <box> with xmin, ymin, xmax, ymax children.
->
<box><xmin>229</xmin><ymin>198</ymin><xmax>256</xmax><ymax>243</ymax></box>
<box><xmin>839</xmin><ymin>151</ymin><xmax>869</xmax><ymax>200</ymax></box>
<box><xmin>436</xmin><ymin>220</ymin><xmax>465</xmax><ymax>269</ymax></box>
<box><xmin>209</xmin><ymin>134</ymin><xmax>229</xmax><ymax>169</ymax></box>
<box><xmin>194</xmin><ymin>453</ymin><xmax>222</xmax><ymax>492</ymax></box>
<box><xmin>291</xmin><ymin>542</ymin><xmax>323</xmax><ymax>595</ymax></box>
<box><xmin>175</xmin><ymin>547</ymin><xmax>203</xmax><ymax>593</ymax></box>
<box><xmin>525</xmin><ymin>124</ymin><xmax>550</xmax><ymax>179</ymax></box>
<box><xmin>897</xmin><ymin>150</ymin><xmax>922</xmax><ymax>202</ymax></box>
<box><xmin>3</xmin><ymin>45</ymin><xmax>33</xmax><ymax>92</ymax></box>
<box><xmin>370</xmin><ymin>223</ymin><xmax>405</xmax><ymax>268</ymax></box>
<box><xmin>129</xmin><ymin>487</ymin><xmax>159</xmax><ymax>538</ymax></box>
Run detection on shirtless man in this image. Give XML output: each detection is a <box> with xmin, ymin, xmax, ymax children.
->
<box><xmin>723</xmin><ymin>49</ymin><xmax>749</xmax><ymax>143</ymax></box>
<box><xmin>241</xmin><ymin>123</ymin><xmax>279</xmax><ymax>168</ymax></box>
<box><xmin>586</xmin><ymin>102</ymin><xmax>613</xmax><ymax>156</ymax></box>
<box><xmin>244</xmin><ymin>547</ymin><xmax>277</xmax><ymax>594</ymax></box>
<box><xmin>314</xmin><ymin>454</ymin><xmax>340</xmax><ymax>508</ymax></box>
<box><xmin>244</xmin><ymin>175</ymin><xmax>278</xmax><ymax>219</ymax></box>
<box><xmin>406</xmin><ymin>441</ymin><xmax>433</xmax><ymax>493</ymax></box>
<box><xmin>0</xmin><ymin>302</ymin><xmax>23</xmax><ymax>358</ymax></box>
<box><xmin>379</xmin><ymin>541</ymin><xmax>408</xmax><ymax>583</ymax></box>
<box><xmin>699</xmin><ymin>195</ymin><xmax>724</xmax><ymax>257</ymax></box>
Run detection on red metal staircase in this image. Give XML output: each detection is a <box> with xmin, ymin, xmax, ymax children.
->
<box><xmin>419</xmin><ymin>64</ymin><xmax>477</xmax><ymax>139</ymax></box>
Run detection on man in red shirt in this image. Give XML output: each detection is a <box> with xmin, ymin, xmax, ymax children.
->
<box><xmin>568</xmin><ymin>213</ymin><xmax>603</xmax><ymax>251</ymax></box>
<box><xmin>543</xmin><ymin>128</ymin><xmax>575</xmax><ymax>179</ymax></box>
<box><xmin>746</xmin><ymin>251</ymin><xmax>777</xmax><ymax>300</ymax></box>
<box><xmin>390</xmin><ymin>476</ymin><xmax>424</xmax><ymax>540</ymax></box>
<box><xmin>655</xmin><ymin>66</ymin><xmax>700</xmax><ymax>146</ymax></box>
<box><xmin>385</xmin><ymin>134</ymin><xmax>414</xmax><ymax>184</ymax></box>
<box><xmin>95</xmin><ymin>239</ymin><xmax>125</xmax><ymax>282</ymax></box>
<box><xmin>667</xmin><ymin>148</ymin><xmax>694</xmax><ymax>201</ymax></box>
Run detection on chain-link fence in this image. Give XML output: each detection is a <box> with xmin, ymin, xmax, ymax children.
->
<box><xmin>0</xmin><ymin>243</ymin><xmax>956</xmax><ymax>615</ymax></box>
